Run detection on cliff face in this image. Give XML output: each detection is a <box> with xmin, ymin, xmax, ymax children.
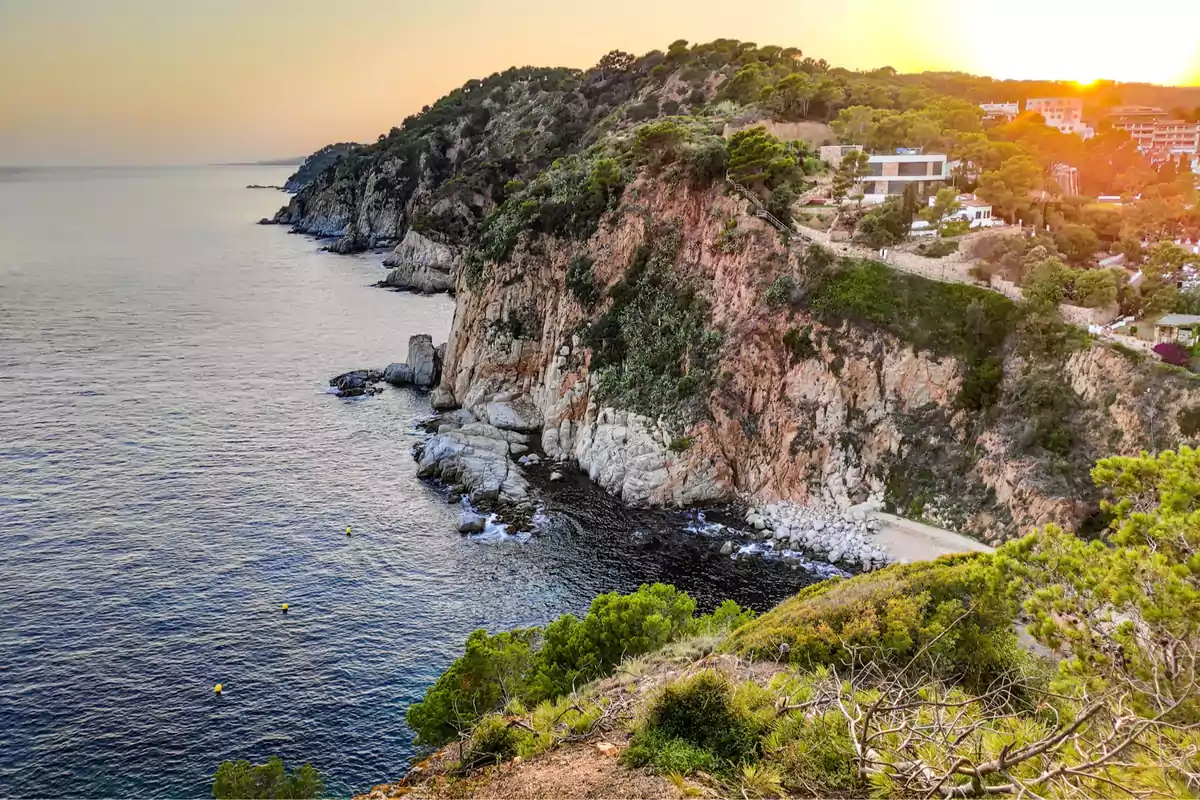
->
<box><xmin>436</xmin><ymin>175</ymin><xmax>1200</xmax><ymax>542</ymax></box>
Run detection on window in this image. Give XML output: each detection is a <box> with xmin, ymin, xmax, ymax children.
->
<box><xmin>897</xmin><ymin>162</ymin><xmax>927</xmax><ymax>176</ymax></box>
<box><xmin>868</xmin><ymin>162</ymin><xmax>884</xmax><ymax>177</ymax></box>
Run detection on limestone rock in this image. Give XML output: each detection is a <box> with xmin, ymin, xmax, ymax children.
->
<box><xmin>379</xmin><ymin>230</ymin><xmax>457</xmax><ymax>294</ymax></box>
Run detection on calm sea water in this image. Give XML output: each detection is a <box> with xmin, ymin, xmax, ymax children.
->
<box><xmin>0</xmin><ymin>166</ymin><xmax>817</xmax><ymax>798</ymax></box>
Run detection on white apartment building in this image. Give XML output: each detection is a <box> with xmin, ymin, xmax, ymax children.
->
<box><xmin>1108</xmin><ymin>106</ymin><xmax>1198</xmax><ymax>156</ymax></box>
<box><xmin>1026</xmin><ymin>97</ymin><xmax>1094</xmax><ymax>139</ymax></box>
<box><xmin>857</xmin><ymin>153</ymin><xmax>949</xmax><ymax>205</ymax></box>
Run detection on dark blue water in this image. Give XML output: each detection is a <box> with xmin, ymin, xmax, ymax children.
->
<box><xmin>0</xmin><ymin>167</ymin><xmax>817</xmax><ymax>799</ymax></box>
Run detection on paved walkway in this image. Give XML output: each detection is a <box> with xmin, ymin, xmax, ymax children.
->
<box><xmin>873</xmin><ymin>513</ymin><xmax>994</xmax><ymax>563</ymax></box>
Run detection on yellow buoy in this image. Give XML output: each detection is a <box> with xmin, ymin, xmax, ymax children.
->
<box><xmin>345</xmin><ymin>526</ymin><xmax>352</xmax><ymax>536</ymax></box>
<box><xmin>281</xmin><ymin>603</ymin><xmax>289</xmax><ymax>612</ymax></box>
<box><xmin>214</xmin><ymin>683</ymin><xmax>223</xmax><ymax>694</ymax></box>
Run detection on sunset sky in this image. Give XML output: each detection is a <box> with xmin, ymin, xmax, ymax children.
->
<box><xmin>3</xmin><ymin>0</ymin><xmax>1199</xmax><ymax>166</ymax></box>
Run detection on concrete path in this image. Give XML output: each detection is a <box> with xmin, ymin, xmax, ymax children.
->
<box><xmin>873</xmin><ymin>512</ymin><xmax>993</xmax><ymax>563</ymax></box>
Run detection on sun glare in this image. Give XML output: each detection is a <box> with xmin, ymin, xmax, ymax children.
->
<box><xmin>961</xmin><ymin>2</ymin><xmax>1197</xmax><ymax>84</ymax></box>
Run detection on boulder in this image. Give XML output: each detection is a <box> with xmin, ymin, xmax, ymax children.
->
<box><xmin>383</xmin><ymin>362</ymin><xmax>413</xmax><ymax>385</ymax></box>
<box><xmin>407</xmin><ymin>335</ymin><xmax>440</xmax><ymax>388</ymax></box>
<box><xmin>720</xmin><ymin>541</ymin><xmax>734</xmax><ymax>555</ymax></box>
<box><xmin>457</xmin><ymin>512</ymin><xmax>487</xmax><ymax>534</ymax></box>
<box><xmin>485</xmin><ymin>397</ymin><xmax>544</xmax><ymax>432</ymax></box>
<box><xmin>549</xmin><ymin>471</ymin><xmax>564</xmax><ymax>482</ymax></box>
<box><xmin>429</xmin><ymin>388</ymin><xmax>458</xmax><ymax>410</ymax></box>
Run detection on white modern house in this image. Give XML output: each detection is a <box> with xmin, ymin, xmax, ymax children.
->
<box><xmin>857</xmin><ymin>153</ymin><xmax>949</xmax><ymax>205</ymax></box>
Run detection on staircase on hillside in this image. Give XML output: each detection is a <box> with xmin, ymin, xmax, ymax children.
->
<box><xmin>725</xmin><ymin>173</ymin><xmax>815</xmax><ymax>244</ymax></box>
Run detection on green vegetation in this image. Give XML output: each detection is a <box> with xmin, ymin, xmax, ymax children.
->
<box><xmin>566</xmin><ymin>254</ymin><xmax>598</xmax><ymax>308</ymax></box>
<box><xmin>405</xmin><ymin>583</ymin><xmax>753</xmax><ymax>747</ymax></box>
<box><xmin>582</xmin><ymin>228</ymin><xmax>723</xmax><ymax>424</ymax></box>
<box><xmin>914</xmin><ymin>238</ymin><xmax>959</xmax><ymax>258</ymax></box>
<box><xmin>470</xmin><ymin>153</ymin><xmax>628</xmax><ymax>286</ymax></box>
<box><xmin>623</xmin><ymin>671</ymin><xmax>771</xmax><ymax>776</ymax></box>
<box><xmin>402</xmin><ymin>449</ymin><xmax>1200</xmax><ymax>799</ymax></box>
<box><xmin>211</xmin><ymin>757</ymin><xmax>322</xmax><ymax>799</ymax></box>
<box><xmin>802</xmin><ymin>254</ymin><xmax>1016</xmax><ymax>410</ymax></box>
<box><xmin>781</xmin><ymin>325</ymin><xmax>817</xmax><ymax>364</ymax></box>
<box><xmin>726</xmin><ymin>555</ymin><xmax>1018</xmax><ymax>688</ymax></box>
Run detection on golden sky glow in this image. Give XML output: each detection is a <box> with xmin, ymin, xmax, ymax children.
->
<box><xmin>1</xmin><ymin>0</ymin><xmax>1198</xmax><ymax>165</ymax></box>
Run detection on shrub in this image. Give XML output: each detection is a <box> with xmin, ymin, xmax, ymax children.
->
<box><xmin>584</xmin><ymin>229</ymin><xmax>723</xmax><ymax>422</ymax></box>
<box><xmin>408</xmin><ymin>585</ymin><xmax>740</xmax><ymax>747</ymax></box>
<box><xmin>668</xmin><ymin>436</ymin><xmax>693</xmax><ymax>452</ymax></box>
<box><xmin>915</xmin><ymin>239</ymin><xmax>959</xmax><ymax>258</ymax></box>
<box><xmin>622</xmin><ymin>728</ymin><xmax>720</xmax><ymax>776</ymax></box>
<box><xmin>1179</xmin><ymin>406</ymin><xmax>1200</xmax><ymax>438</ymax></box>
<box><xmin>1000</xmin><ymin>371</ymin><xmax>1081</xmax><ymax>457</ymax></box>
<box><xmin>1154</xmin><ymin>342</ymin><xmax>1191</xmax><ymax>368</ymax></box>
<box><xmin>725</xmin><ymin>555</ymin><xmax>1019</xmax><ymax>689</ymax></box>
<box><xmin>939</xmin><ymin>219</ymin><xmax>971</xmax><ymax>238</ymax></box>
<box><xmin>781</xmin><ymin>326</ymin><xmax>816</xmax><ymax>363</ymax></box>
<box><xmin>566</xmin><ymin>254</ymin><xmax>599</xmax><ymax>308</ymax></box>
<box><xmin>958</xmin><ymin>354</ymin><xmax>1004</xmax><ymax>411</ymax></box>
<box><xmin>764</xmin><ymin>275</ymin><xmax>797</xmax><ymax>306</ymax></box>
<box><xmin>766</xmin><ymin>711</ymin><xmax>857</xmax><ymax>792</ymax></box>
<box><xmin>638</xmin><ymin>671</ymin><xmax>766</xmax><ymax>766</ymax></box>
<box><xmin>211</xmin><ymin>757</ymin><xmax>322</xmax><ymax>799</ymax></box>
<box><xmin>461</xmin><ymin>713</ymin><xmax>526</xmax><ymax>768</ymax></box>
<box><xmin>806</xmin><ymin>258</ymin><xmax>1016</xmax><ymax>367</ymax></box>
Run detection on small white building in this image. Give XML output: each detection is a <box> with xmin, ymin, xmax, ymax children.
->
<box><xmin>857</xmin><ymin>153</ymin><xmax>949</xmax><ymax>206</ymax></box>
<box><xmin>910</xmin><ymin>194</ymin><xmax>998</xmax><ymax>236</ymax></box>
<box><xmin>980</xmin><ymin>102</ymin><xmax>1019</xmax><ymax>123</ymax></box>
<box><xmin>1154</xmin><ymin>314</ymin><xmax>1200</xmax><ymax>346</ymax></box>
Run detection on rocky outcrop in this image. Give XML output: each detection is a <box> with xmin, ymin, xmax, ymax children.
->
<box><xmin>414</xmin><ymin>409</ymin><xmax>531</xmax><ymax>504</ymax></box>
<box><xmin>379</xmin><ymin>230</ymin><xmax>458</xmax><ymax>294</ymax></box>
<box><xmin>432</xmin><ymin>174</ymin><xmax>1200</xmax><ymax>543</ymax></box>
<box><xmin>329</xmin><ymin>369</ymin><xmax>383</xmax><ymax>397</ymax></box>
<box><xmin>383</xmin><ymin>335</ymin><xmax>444</xmax><ymax>389</ymax></box>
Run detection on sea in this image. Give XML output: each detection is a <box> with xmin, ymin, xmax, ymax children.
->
<box><xmin>0</xmin><ymin>166</ymin><xmax>821</xmax><ymax>798</ymax></box>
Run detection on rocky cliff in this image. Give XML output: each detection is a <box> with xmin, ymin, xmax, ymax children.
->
<box><xmin>430</xmin><ymin>172</ymin><xmax>1200</xmax><ymax>543</ymax></box>
<box><xmin>271</xmin><ymin>61</ymin><xmax>678</xmax><ymax>260</ymax></box>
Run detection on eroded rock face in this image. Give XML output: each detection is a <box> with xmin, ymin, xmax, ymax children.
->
<box><xmin>431</xmin><ymin>176</ymin><xmax>1200</xmax><ymax>541</ymax></box>
<box><xmin>380</xmin><ymin>230</ymin><xmax>458</xmax><ymax>294</ymax></box>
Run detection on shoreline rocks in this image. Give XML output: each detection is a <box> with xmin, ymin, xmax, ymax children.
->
<box><xmin>329</xmin><ymin>369</ymin><xmax>383</xmax><ymax>397</ymax></box>
<box><xmin>413</xmin><ymin>408</ymin><xmax>532</xmax><ymax>505</ymax></box>
<box><xmin>742</xmin><ymin>500</ymin><xmax>892</xmax><ymax>571</ymax></box>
